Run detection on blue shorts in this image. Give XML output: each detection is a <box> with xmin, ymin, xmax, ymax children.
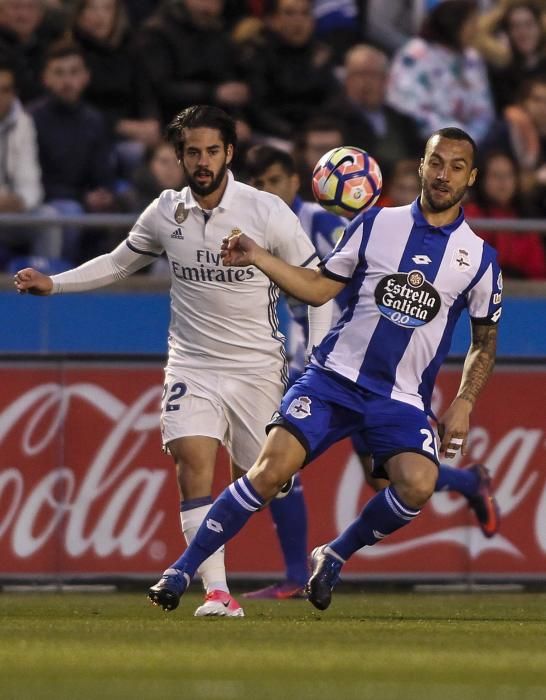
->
<box><xmin>351</xmin><ymin>431</ymin><xmax>371</xmax><ymax>459</ymax></box>
<box><xmin>267</xmin><ymin>365</ymin><xmax>439</xmax><ymax>479</ymax></box>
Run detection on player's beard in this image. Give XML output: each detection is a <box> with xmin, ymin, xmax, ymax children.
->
<box><xmin>421</xmin><ymin>177</ymin><xmax>467</xmax><ymax>213</ymax></box>
<box><xmin>185</xmin><ymin>160</ymin><xmax>228</xmax><ymax>197</ymax></box>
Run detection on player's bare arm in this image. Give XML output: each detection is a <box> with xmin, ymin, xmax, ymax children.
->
<box><xmin>14</xmin><ymin>268</ymin><xmax>53</xmax><ymax>295</ymax></box>
<box><xmin>221</xmin><ymin>232</ymin><xmax>344</xmax><ymax>306</ymax></box>
<box><xmin>438</xmin><ymin>322</ymin><xmax>497</xmax><ymax>457</ymax></box>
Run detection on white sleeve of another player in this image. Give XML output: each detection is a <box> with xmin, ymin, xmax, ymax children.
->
<box><xmin>50</xmin><ymin>241</ymin><xmax>154</xmax><ymax>294</ymax></box>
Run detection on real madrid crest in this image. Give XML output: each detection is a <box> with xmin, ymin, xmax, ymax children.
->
<box><xmin>174</xmin><ymin>203</ymin><xmax>188</xmax><ymax>224</ymax></box>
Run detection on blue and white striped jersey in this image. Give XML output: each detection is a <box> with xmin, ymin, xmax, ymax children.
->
<box><xmin>286</xmin><ymin>197</ymin><xmax>347</xmax><ymax>376</ymax></box>
<box><xmin>314</xmin><ymin>198</ymin><xmax>502</xmax><ymax>413</ymax></box>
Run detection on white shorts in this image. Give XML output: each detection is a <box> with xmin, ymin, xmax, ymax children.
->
<box><xmin>160</xmin><ymin>366</ymin><xmax>284</xmax><ymax>471</ymax></box>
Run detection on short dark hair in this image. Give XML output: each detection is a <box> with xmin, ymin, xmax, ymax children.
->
<box><xmin>166</xmin><ymin>105</ymin><xmax>237</xmax><ymax>159</ymax></box>
<box><xmin>420</xmin><ymin>0</ymin><xmax>477</xmax><ymax>51</ymax></box>
<box><xmin>44</xmin><ymin>40</ymin><xmax>87</xmax><ymax>67</ymax></box>
<box><xmin>427</xmin><ymin>127</ymin><xmax>477</xmax><ymax>167</ymax></box>
<box><xmin>245</xmin><ymin>144</ymin><xmax>296</xmax><ymax>179</ymax></box>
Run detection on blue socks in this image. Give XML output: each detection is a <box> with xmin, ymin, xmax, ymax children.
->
<box><xmin>435</xmin><ymin>464</ymin><xmax>479</xmax><ymax>498</ymax></box>
<box><xmin>170</xmin><ymin>475</ymin><xmax>264</xmax><ymax>578</ymax></box>
<box><xmin>268</xmin><ymin>473</ymin><xmax>308</xmax><ymax>586</ymax></box>
<box><xmin>329</xmin><ymin>486</ymin><xmax>420</xmax><ymax>561</ymax></box>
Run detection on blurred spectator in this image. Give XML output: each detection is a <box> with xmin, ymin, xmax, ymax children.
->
<box><xmin>0</xmin><ymin>58</ymin><xmax>61</xmax><ymax>267</ymax></box>
<box><xmin>483</xmin><ymin>74</ymin><xmax>546</xmax><ymax>206</ymax></box>
<box><xmin>365</xmin><ymin>0</ymin><xmax>498</xmax><ymax>56</ymax></box>
<box><xmin>377</xmin><ymin>158</ymin><xmax>421</xmax><ymax>207</ymax></box>
<box><xmin>242</xmin><ymin>0</ymin><xmax>338</xmax><ymax>139</ymax></box>
<box><xmin>29</xmin><ymin>40</ymin><xmax>116</xmax><ymax>262</ymax></box>
<box><xmin>71</xmin><ymin>0</ymin><xmax>161</xmax><ymax>180</ymax></box>
<box><xmin>480</xmin><ymin>1</ymin><xmax>546</xmax><ymax>112</ymax></box>
<box><xmin>313</xmin><ymin>0</ymin><xmax>361</xmax><ymax>64</ymax></box>
<box><xmin>465</xmin><ymin>150</ymin><xmax>546</xmax><ymax>278</ymax></box>
<box><xmin>292</xmin><ymin>116</ymin><xmax>344</xmax><ymax>200</ymax></box>
<box><xmin>135</xmin><ymin>0</ymin><xmax>251</xmax><ymax>126</ymax></box>
<box><xmin>331</xmin><ymin>43</ymin><xmax>423</xmax><ymax>182</ymax></box>
<box><xmin>119</xmin><ymin>140</ymin><xmax>185</xmax><ymax>213</ymax></box>
<box><xmin>364</xmin><ymin>0</ymin><xmax>432</xmax><ymax>56</ymax></box>
<box><xmin>122</xmin><ymin>0</ymin><xmax>157</xmax><ymax>27</ymax></box>
<box><xmin>0</xmin><ymin>0</ymin><xmax>66</xmax><ymax>103</ymax></box>
<box><xmin>387</xmin><ymin>0</ymin><xmax>495</xmax><ymax>145</ymax></box>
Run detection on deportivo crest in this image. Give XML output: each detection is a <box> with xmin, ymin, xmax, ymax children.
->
<box><xmin>287</xmin><ymin>396</ymin><xmax>312</xmax><ymax>419</ymax></box>
<box><xmin>174</xmin><ymin>203</ymin><xmax>188</xmax><ymax>224</ymax></box>
<box><xmin>450</xmin><ymin>247</ymin><xmax>471</xmax><ymax>271</ymax></box>
<box><xmin>374</xmin><ymin>270</ymin><xmax>441</xmax><ymax>328</ymax></box>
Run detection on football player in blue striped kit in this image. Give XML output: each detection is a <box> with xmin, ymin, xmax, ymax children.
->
<box><xmin>148</xmin><ymin>127</ymin><xmax>503</xmax><ymax>613</ymax></box>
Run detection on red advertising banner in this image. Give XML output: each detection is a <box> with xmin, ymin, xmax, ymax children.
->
<box><xmin>0</xmin><ymin>361</ymin><xmax>544</xmax><ymax>581</ymax></box>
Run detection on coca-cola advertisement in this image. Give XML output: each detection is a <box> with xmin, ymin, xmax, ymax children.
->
<box><xmin>0</xmin><ymin>360</ymin><xmax>544</xmax><ymax>580</ymax></box>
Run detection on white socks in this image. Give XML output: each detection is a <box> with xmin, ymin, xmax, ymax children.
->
<box><xmin>180</xmin><ymin>504</ymin><xmax>229</xmax><ymax>594</ymax></box>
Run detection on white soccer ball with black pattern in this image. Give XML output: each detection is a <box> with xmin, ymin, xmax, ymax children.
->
<box><xmin>311</xmin><ymin>146</ymin><xmax>383</xmax><ymax>218</ymax></box>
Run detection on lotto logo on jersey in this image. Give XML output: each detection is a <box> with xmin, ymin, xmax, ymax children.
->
<box><xmin>374</xmin><ymin>270</ymin><xmax>441</xmax><ymax>328</ymax></box>
<box><xmin>287</xmin><ymin>396</ymin><xmax>312</xmax><ymax>419</ymax></box>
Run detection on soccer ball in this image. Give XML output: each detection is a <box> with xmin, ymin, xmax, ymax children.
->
<box><xmin>311</xmin><ymin>146</ymin><xmax>383</xmax><ymax>218</ymax></box>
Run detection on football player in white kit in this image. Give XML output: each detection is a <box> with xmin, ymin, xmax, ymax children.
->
<box><xmin>14</xmin><ymin>105</ymin><xmax>333</xmax><ymax>617</ymax></box>
<box><xmin>144</xmin><ymin>127</ymin><xmax>503</xmax><ymax>615</ymax></box>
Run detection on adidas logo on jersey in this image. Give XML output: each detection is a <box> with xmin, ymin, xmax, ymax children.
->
<box><xmin>171</xmin><ymin>228</ymin><xmax>184</xmax><ymax>239</ymax></box>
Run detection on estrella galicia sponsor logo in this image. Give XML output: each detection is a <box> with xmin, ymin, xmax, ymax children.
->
<box><xmin>287</xmin><ymin>396</ymin><xmax>312</xmax><ymax>419</ymax></box>
<box><xmin>374</xmin><ymin>270</ymin><xmax>441</xmax><ymax>328</ymax></box>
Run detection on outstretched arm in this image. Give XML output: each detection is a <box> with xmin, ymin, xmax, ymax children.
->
<box><xmin>14</xmin><ymin>241</ymin><xmax>153</xmax><ymax>295</ymax></box>
<box><xmin>437</xmin><ymin>322</ymin><xmax>497</xmax><ymax>457</ymax></box>
<box><xmin>221</xmin><ymin>232</ymin><xmax>345</xmax><ymax>306</ymax></box>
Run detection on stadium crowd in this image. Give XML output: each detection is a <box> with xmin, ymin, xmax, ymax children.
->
<box><xmin>1</xmin><ymin>0</ymin><xmax>546</xmax><ymax>277</ymax></box>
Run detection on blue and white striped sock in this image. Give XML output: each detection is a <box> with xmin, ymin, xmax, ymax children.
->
<box><xmin>329</xmin><ymin>486</ymin><xmax>420</xmax><ymax>561</ymax></box>
<box><xmin>170</xmin><ymin>475</ymin><xmax>264</xmax><ymax>579</ymax></box>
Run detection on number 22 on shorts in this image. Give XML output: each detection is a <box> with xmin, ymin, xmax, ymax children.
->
<box><xmin>162</xmin><ymin>382</ymin><xmax>187</xmax><ymax>412</ymax></box>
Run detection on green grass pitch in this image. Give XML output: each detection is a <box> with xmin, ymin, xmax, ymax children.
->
<box><xmin>1</xmin><ymin>589</ymin><xmax>546</xmax><ymax>700</ymax></box>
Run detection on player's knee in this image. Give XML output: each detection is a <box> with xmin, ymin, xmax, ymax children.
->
<box><xmin>406</xmin><ymin>481</ymin><xmax>435</xmax><ymax>508</ymax></box>
<box><xmin>391</xmin><ymin>464</ymin><xmax>436</xmax><ymax>508</ymax></box>
<box><xmin>247</xmin><ymin>455</ymin><xmax>296</xmax><ymax>499</ymax></box>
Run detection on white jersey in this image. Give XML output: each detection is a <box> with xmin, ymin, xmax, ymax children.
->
<box><xmin>314</xmin><ymin>199</ymin><xmax>503</xmax><ymax>413</ymax></box>
<box><xmin>128</xmin><ymin>171</ymin><xmax>318</xmax><ymax>374</ymax></box>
